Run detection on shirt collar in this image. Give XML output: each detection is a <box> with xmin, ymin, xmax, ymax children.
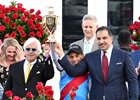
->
<box><xmin>84</xmin><ymin>36</ymin><xmax>95</xmax><ymax>44</ymax></box>
<box><xmin>25</xmin><ymin>59</ymin><xmax>37</xmax><ymax>65</ymax></box>
<box><xmin>101</xmin><ymin>45</ymin><xmax>113</xmax><ymax>54</ymax></box>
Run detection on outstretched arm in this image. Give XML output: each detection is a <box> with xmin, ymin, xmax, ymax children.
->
<box><xmin>54</xmin><ymin>42</ymin><xmax>88</xmax><ymax>77</ymax></box>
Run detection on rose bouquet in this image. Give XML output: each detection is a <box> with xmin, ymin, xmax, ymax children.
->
<box><xmin>5</xmin><ymin>82</ymin><xmax>54</xmax><ymax>100</ymax></box>
<box><xmin>129</xmin><ymin>16</ymin><xmax>140</xmax><ymax>50</ymax></box>
<box><xmin>0</xmin><ymin>1</ymin><xmax>48</xmax><ymax>45</ymax></box>
<box><xmin>69</xmin><ymin>85</ymin><xmax>78</xmax><ymax>100</ymax></box>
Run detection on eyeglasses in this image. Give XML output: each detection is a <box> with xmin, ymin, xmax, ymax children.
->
<box><xmin>25</xmin><ymin>48</ymin><xmax>37</xmax><ymax>52</ymax></box>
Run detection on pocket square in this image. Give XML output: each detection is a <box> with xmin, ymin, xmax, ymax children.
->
<box><xmin>116</xmin><ymin>62</ymin><xmax>122</xmax><ymax>65</ymax></box>
<box><xmin>36</xmin><ymin>71</ymin><xmax>40</xmax><ymax>74</ymax></box>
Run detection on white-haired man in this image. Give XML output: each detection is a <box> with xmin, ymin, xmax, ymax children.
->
<box><xmin>71</xmin><ymin>14</ymin><xmax>99</xmax><ymax>54</ymax></box>
<box><xmin>3</xmin><ymin>37</ymin><xmax>54</xmax><ymax>99</ymax></box>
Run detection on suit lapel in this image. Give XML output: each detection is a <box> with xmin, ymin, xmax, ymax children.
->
<box><xmin>18</xmin><ymin>60</ymin><xmax>25</xmax><ymax>85</ymax></box>
<box><xmin>107</xmin><ymin>48</ymin><xmax>118</xmax><ymax>81</ymax></box>
<box><xmin>94</xmin><ymin>50</ymin><xmax>104</xmax><ymax>84</ymax></box>
<box><xmin>91</xmin><ymin>39</ymin><xmax>99</xmax><ymax>51</ymax></box>
<box><xmin>80</xmin><ymin>39</ymin><xmax>84</xmax><ymax>50</ymax></box>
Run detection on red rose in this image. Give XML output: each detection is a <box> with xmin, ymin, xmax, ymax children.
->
<box><xmin>17</xmin><ymin>3</ymin><xmax>23</xmax><ymax>8</ymax></box>
<box><xmin>38</xmin><ymin>27</ymin><xmax>43</xmax><ymax>32</ymax></box>
<box><xmin>39</xmin><ymin>90</ymin><xmax>44</xmax><ymax>95</ymax></box>
<box><xmin>44</xmin><ymin>86</ymin><xmax>52</xmax><ymax>91</ymax></box>
<box><xmin>30</xmin><ymin>14</ymin><xmax>36</xmax><ymax>21</ymax></box>
<box><xmin>70</xmin><ymin>91</ymin><xmax>76</xmax><ymax>97</ymax></box>
<box><xmin>27</xmin><ymin>19</ymin><xmax>33</xmax><ymax>25</ymax></box>
<box><xmin>13</xmin><ymin>96</ymin><xmax>20</xmax><ymax>100</ymax></box>
<box><xmin>0</xmin><ymin>14</ymin><xmax>5</xmax><ymax>19</ymax></box>
<box><xmin>131</xmin><ymin>26</ymin><xmax>137</xmax><ymax>31</ymax></box>
<box><xmin>36</xmin><ymin>10</ymin><xmax>41</xmax><ymax>15</ymax></box>
<box><xmin>26</xmin><ymin>92</ymin><xmax>34</xmax><ymax>99</ymax></box>
<box><xmin>30</xmin><ymin>24</ymin><xmax>36</xmax><ymax>30</ymax></box>
<box><xmin>36</xmin><ymin>23</ymin><xmax>41</xmax><ymax>28</ymax></box>
<box><xmin>4</xmin><ymin>17</ymin><xmax>10</xmax><ymax>24</ymax></box>
<box><xmin>17</xmin><ymin>26</ymin><xmax>23</xmax><ymax>33</ymax></box>
<box><xmin>21</xmin><ymin>16</ymin><xmax>26</xmax><ymax>22</ymax></box>
<box><xmin>10</xmin><ymin>22</ymin><xmax>16</xmax><ymax>29</ymax></box>
<box><xmin>45</xmin><ymin>89</ymin><xmax>54</xmax><ymax>97</ymax></box>
<box><xmin>19</xmin><ymin>8</ymin><xmax>26</xmax><ymax>13</ymax></box>
<box><xmin>37</xmin><ymin>15</ymin><xmax>42</xmax><ymax>21</ymax></box>
<box><xmin>130</xmin><ymin>35</ymin><xmax>137</xmax><ymax>41</ymax></box>
<box><xmin>137</xmin><ymin>30</ymin><xmax>140</xmax><ymax>35</ymax></box>
<box><xmin>0</xmin><ymin>25</ymin><xmax>6</xmax><ymax>32</ymax></box>
<box><xmin>36</xmin><ymin>82</ymin><xmax>44</xmax><ymax>91</ymax></box>
<box><xmin>36</xmin><ymin>31</ymin><xmax>42</xmax><ymax>38</ymax></box>
<box><xmin>24</xmin><ymin>11</ymin><xmax>29</xmax><ymax>16</ymax></box>
<box><xmin>5</xmin><ymin>90</ymin><xmax>13</xmax><ymax>97</ymax></box>
<box><xmin>10</xmin><ymin>31</ymin><xmax>16</xmax><ymax>38</ymax></box>
<box><xmin>29</xmin><ymin>32</ymin><xmax>35</xmax><ymax>37</ymax></box>
<box><xmin>129</xmin><ymin>43</ymin><xmax>139</xmax><ymax>51</ymax></box>
<box><xmin>20</xmin><ymin>32</ymin><xmax>26</xmax><ymax>38</ymax></box>
<box><xmin>12</xmin><ymin>13</ymin><xmax>18</xmax><ymax>19</ymax></box>
<box><xmin>13</xmin><ymin>7</ymin><xmax>18</xmax><ymax>13</ymax></box>
<box><xmin>30</xmin><ymin>9</ymin><xmax>34</xmax><ymax>13</ymax></box>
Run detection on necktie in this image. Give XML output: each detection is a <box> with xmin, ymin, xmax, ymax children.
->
<box><xmin>25</xmin><ymin>63</ymin><xmax>31</xmax><ymax>83</ymax></box>
<box><xmin>102</xmin><ymin>51</ymin><xmax>108</xmax><ymax>81</ymax></box>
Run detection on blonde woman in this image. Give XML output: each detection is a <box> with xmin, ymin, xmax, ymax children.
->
<box><xmin>0</xmin><ymin>38</ymin><xmax>25</xmax><ymax>88</ymax></box>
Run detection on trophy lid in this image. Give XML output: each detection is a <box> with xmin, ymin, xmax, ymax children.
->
<box><xmin>48</xmin><ymin>6</ymin><xmax>54</xmax><ymax>15</ymax></box>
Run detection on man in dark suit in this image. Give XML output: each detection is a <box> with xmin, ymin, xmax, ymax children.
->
<box><xmin>55</xmin><ymin>26</ymin><xmax>138</xmax><ymax>100</ymax></box>
<box><xmin>70</xmin><ymin>14</ymin><xmax>99</xmax><ymax>55</ymax></box>
<box><xmin>3</xmin><ymin>37</ymin><xmax>54</xmax><ymax>99</ymax></box>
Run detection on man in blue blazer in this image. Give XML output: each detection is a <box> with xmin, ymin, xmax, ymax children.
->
<box><xmin>130</xmin><ymin>50</ymin><xmax>140</xmax><ymax>99</ymax></box>
<box><xmin>55</xmin><ymin>26</ymin><xmax>138</xmax><ymax>100</ymax></box>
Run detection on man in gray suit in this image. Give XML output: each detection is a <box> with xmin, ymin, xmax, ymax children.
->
<box><xmin>71</xmin><ymin>14</ymin><xmax>99</xmax><ymax>54</ymax></box>
<box><xmin>55</xmin><ymin>26</ymin><xmax>138</xmax><ymax>100</ymax></box>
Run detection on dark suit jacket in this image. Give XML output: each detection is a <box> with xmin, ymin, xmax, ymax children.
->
<box><xmin>130</xmin><ymin>50</ymin><xmax>140</xmax><ymax>97</ymax></box>
<box><xmin>59</xmin><ymin>48</ymin><xmax>138</xmax><ymax>100</ymax></box>
<box><xmin>130</xmin><ymin>50</ymin><xmax>140</xmax><ymax>68</ymax></box>
<box><xmin>3</xmin><ymin>56</ymin><xmax>54</xmax><ymax>99</ymax></box>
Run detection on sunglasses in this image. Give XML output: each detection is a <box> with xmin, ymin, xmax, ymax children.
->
<box><xmin>25</xmin><ymin>48</ymin><xmax>37</xmax><ymax>52</ymax></box>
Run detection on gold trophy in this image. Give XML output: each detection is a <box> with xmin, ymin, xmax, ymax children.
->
<box><xmin>43</xmin><ymin>6</ymin><xmax>58</xmax><ymax>43</ymax></box>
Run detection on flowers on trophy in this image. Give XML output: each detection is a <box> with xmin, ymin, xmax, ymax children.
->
<box><xmin>5</xmin><ymin>82</ymin><xmax>54</xmax><ymax>100</ymax></box>
<box><xmin>129</xmin><ymin>16</ymin><xmax>140</xmax><ymax>50</ymax></box>
<box><xmin>0</xmin><ymin>1</ymin><xmax>48</xmax><ymax>45</ymax></box>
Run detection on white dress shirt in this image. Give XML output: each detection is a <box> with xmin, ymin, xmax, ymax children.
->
<box><xmin>24</xmin><ymin>60</ymin><xmax>37</xmax><ymax>75</ymax></box>
<box><xmin>101</xmin><ymin>45</ymin><xmax>113</xmax><ymax>66</ymax></box>
<box><xmin>83</xmin><ymin>36</ymin><xmax>95</xmax><ymax>55</ymax></box>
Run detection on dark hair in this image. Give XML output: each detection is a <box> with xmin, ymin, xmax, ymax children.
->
<box><xmin>117</xmin><ymin>29</ymin><xmax>131</xmax><ymax>45</ymax></box>
<box><xmin>117</xmin><ymin>29</ymin><xmax>131</xmax><ymax>52</ymax></box>
<box><xmin>96</xmin><ymin>26</ymin><xmax>113</xmax><ymax>37</ymax></box>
